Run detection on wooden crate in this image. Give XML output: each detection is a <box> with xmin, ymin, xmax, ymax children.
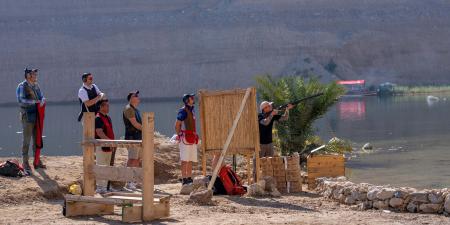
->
<box><xmin>307</xmin><ymin>154</ymin><xmax>345</xmax><ymax>189</ymax></box>
<box><xmin>273</xmin><ymin>168</ymin><xmax>286</xmax><ymax>177</ymax></box>
<box><xmin>288</xmin><ymin>181</ymin><xmax>302</xmax><ymax>193</ymax></box>
<box><xmin>286</xmin><ymin>170</ymin><xmax>301</xmax><ymax>182</ymax></box>
<box><xmin>271</xmin><ymin>157</ymin><xmax>285</xmax><ymax>166</ymax></box>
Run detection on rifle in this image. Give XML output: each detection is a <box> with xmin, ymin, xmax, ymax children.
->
<box><xmin>275</xmin><ymin>92</ymin><xmax>324</xmax><ymax>110</ymax></box>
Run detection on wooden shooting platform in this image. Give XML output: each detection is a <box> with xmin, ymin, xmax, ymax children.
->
<box><xmin>63</xmin><ymin>112</ymin><xmax>170</xmax><ymax>223</ymax></box>
<box><xmin>199</xmin><ymin>87</ymin><xmax>261</xmax><ymax>184</ymax></box>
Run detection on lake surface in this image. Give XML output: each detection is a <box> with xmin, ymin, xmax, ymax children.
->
<box><xmin>1</xmin><ymin>95</ymin><xmax>449</xmax><ymax>188</ymax></box>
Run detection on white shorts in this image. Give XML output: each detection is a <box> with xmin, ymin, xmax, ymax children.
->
<box><xmin>179</xmin><ymin>139</ymin><xmax>198</xmax><ymax>162</ymax></box>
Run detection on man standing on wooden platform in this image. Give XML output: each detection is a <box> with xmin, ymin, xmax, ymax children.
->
<box><xmin>16</xmin><ymin>68</ymin><xmax>46</xmax><ymax>175</ymax></box>
<box><xmin>258</xmin><ymin>101</ymin><xmax>293</xmax><ymax>157</ymax></box>
<box><xmin>175</xmin><ymin>94</ymin><xmax>199</xmax><ymax>185</ymax></box>
<box><xmin>94</xmin><ymin>99</ymin><xmax>115</xmax><ymax>193</ymax></box>
<box><xmin>123</xmin><ymin>90</ymin><xmax>142</xmax><ymax>190</ymax></box>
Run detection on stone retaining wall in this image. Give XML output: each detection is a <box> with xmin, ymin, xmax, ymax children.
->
<box><xmin>315</xmin><ymin>177</ymin><xmax>450</xmax><ymax>216</ymax></box>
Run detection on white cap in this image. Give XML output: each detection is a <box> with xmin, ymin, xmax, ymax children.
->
<box><xmin>260</xmin><ymin>101</ymin><xmax>273</xmax><ymax>111</ymax></box>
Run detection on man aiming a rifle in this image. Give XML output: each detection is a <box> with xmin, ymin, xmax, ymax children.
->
<box><xmin>258</xmin><ymin>101</ymin><xmax>294</xmax><ymax>157</ymax></box>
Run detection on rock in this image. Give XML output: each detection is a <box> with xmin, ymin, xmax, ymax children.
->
<box><xmin>419</xmin><ymin>204</ymin><xmax>441</xmax><ymax>213</ymax></box>
<box><xmin>257</xmin><ymin>180</ymin><xmax>266</xmax><ymax>190</ymax></box>
<box><xmin>445</xmin><ymin>195</ymin><xmax>450</xmax><ymax>213</ymax></box>
<box><xmin>362</xmin><ymin>143</ymin><xmax>373</xmax><ymax>150</ymax></box>
<box><xmin>367</xmin><ymin>188</ymin><xmax>380</xmax><ymax>201</ymax></box>
<box><xmin>394</xmin><ymin>190</ymin><xmax>409</xmax><ymax>199</ymax></box>
<box><xmin>344</xmin><ymin>196</ymin><xmax>356</xmax><ymax>205</ymax></box>
<box><xmin>376</xmin><ymin>188</ymin><xmax>395</xmax><ymax>200</ymax></box>
<box><xmin>188</xmin><ymin>189</ymin><xmax>213</xmax><ymax>205</ymax></box>
<box><xmin>359</xmin><ymin>201</ymin><xmax>373</xmax><ymax>210</ymax></box>
<box><xmin>428</xmin><ymin>192</ymin><xmax>444</xmax><ymax>204</ymax></box>
<box><xmin>270</xmin><ymin>189</ymin><xmax>282</xmax><ymax>197</ymax></box>
<box><xmin>407</xmin><ymin>202</ymin><xmax>418</xmax><ymax>213</ymax></box>
<box><xmin>351</xmin><ymin>189</ymin><xmax>367</xmax><ymax>201</ymax></box>
<box><xmin>373</xmin><ymin>200</ymin><xmax>389</xmax><ymax>210</ymax></box>
<box><xmin>336</xmin><ymin>176</ymin><xmax>347</xmax><ymax>182</ymax></box>
<box><xmin>247</xmin><ymin>183</ymin><xmax>266</xmax><ymax>197</ymax></box>
<box><xmin>180</xmin><ymin>184</ymin><xmax>194</xmax><ymax>195</ymax></box>
<box><xmin>409</xmin><ymin>192</ymin><xmax>430</xmax><ymax>203</ymax></box>
<box><xmin>262</xmin><ymin>176</ymin><xmax>277</xmax><ymax>192</ymax></box>
<box><xmin>192</xmin><ymin>176</ymin><xmax>209</xmax><ymax>190</ymax></box>
<box><xmin>332</xmin><ymin>189</ymin><xmax>341</xmax><ymax>200</ymax></box>
<box><xmin>389</xmin><ymin>198</ymin><xmax>404</xmax><ymax>208</ymax></box>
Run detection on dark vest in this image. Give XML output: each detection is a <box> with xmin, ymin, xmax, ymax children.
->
<box><xmin>183</xmin><ymin>107</ymin><xmax>196</xmax><ymax>132</ymax></box>
<box><xmin>20</xmin><ymin>82</ymin><xmax>40</xmax><ymax>122</ymax></box>
<box><xmin>123</xmin><ymin>105</ymin><xmax>142</xmax><ymax>140</ymax></box>
<box><xmin>79</xmin><ymin>85</ymin><xmax>99</xmax><ymax>113</ymax></box>
<box><xmin>258</xmin><ymin>113</ymin><xmax>281</xmax><ymax>144</ymax></box>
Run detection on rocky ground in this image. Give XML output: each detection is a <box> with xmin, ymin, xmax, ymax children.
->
<box><xmin>1</xmin><ymin>140</ymin><xmax>449</xmax><ymax>224</ymax></box>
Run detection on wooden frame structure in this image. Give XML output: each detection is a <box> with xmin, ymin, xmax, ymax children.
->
<box><xmin>63</xmin><ymin>112</ymin><xmax>170</xmax><ymax>223</ymax></box>
<box><xmin>199</xmin><ymin>87</ymin><xmax>261</xmax><ymax>184</ymax></box>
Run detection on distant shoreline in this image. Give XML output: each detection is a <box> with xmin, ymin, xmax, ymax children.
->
<box><xmin>0</xmin><ymin>96</ymin><xmax>180</xmax><ymax>107</ymax></box>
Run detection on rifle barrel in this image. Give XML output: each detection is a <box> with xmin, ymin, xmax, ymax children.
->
<box><xmin>277</xmin><ymin>93</ymin><xmax>324</xmax><ymax>110</ymax></box>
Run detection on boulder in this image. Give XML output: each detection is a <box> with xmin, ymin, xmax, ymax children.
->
<box><xmin>344</xmin><ymin>196</ymin><xmax>356</xmax><ymax>205</ymax></box>
<box><xmin>393</xmin><ymin>190</ymin><xmax>409</xmax><ymax>199</ymax></box>
<box><xmin>419</xmin><ymin>204</ymin><xmax>441</xmax><ymax>213</ymax></box>
<box><xmin>409</xmin><ymin>192</ymin><xmax>430</xmax><ymax>203</ymax></box>
<box><xmin>192</xmin><ymin>176</ymin><xmax>209</xmax><ymax>190</ymax></box>
<box><xmin>270</xmin><ymin>189</ymin><xmax>282</xmax><ymax>197</ymax></box>
<box><xmin>359</xmin><ymin>201</ymin><xmax>373</xmax><ymax>210</ymax></box>
<box><xmin>445</xmin><ymin>195</ymin><xmax>450</xmax><ymax>213</ymax></box>
<box><xmin>188</xmin><ymin>189</ymin><xmax>213</xmax><ymax>205</ymax></box>
<box><xmin>407</xmin><ymin>202</ymin><xmax>418</xmax><ymax>213</ymax></box>
<box><xmin>262</xmin><ymin>176</ymin><xmax>277</xmax><ymax>192</ymax></box>
<box><xmin>376</xmin><ymin>188</ymin><xmax>395</xmax><ymax>200</ymax></box>
<box><xmin>373</xmin><ymin>200</ymin><xmax>389</xmax><ymax>210</ymax></box>
<box><xmin>428</xmin><ymin>192</ymin><xmax>445</xmax><ymax>204</ymax></box>
<box><xmin>247</xmin><ymin>183</ymin><xmax>266</xmax><ymax>197</ymax></box>
<box><xmin>362</xmin><ymin>143</ymin><xmax>373</xmax><ymax>150</ymax></box>
<box><xmin>389</xmin><ymin>198</ymin><xmax>404</xmax><ymax>208</ymax></box>
<box><xmin>351</xmin><ymin>189</ymin><xmax>367</xmax><ymax>201</ymax></box>
<box><xmin>180</xmin><ymin>184</ymin><xmax>194</xmax><ymax>195</ymax></box>
<box><xmin>367</xmin><ymin>188</ymin><xmax>380</xmax><ymax>201</ymax></box>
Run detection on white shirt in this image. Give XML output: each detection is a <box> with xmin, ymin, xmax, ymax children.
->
<box><xmin>78</xmin><ymin>83</ymin><xmax>101</xmax><ymax>102</ymax></box>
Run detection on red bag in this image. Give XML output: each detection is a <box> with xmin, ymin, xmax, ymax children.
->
<box><xmin>181</xmin><ymin>130</ymin><xmax>198</xmax><ymax>145</ymax></box>
<box><xmin>218</xmin><ymin>165</ymin><xmax>246</xmax><ymax>195</ymax></box>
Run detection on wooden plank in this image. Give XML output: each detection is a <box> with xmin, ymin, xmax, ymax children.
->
<box><xmin>142</xmin><ymin>112</ymin><xmax>155</xmax><ymax>221</ymax></box>
<box><xmin>208</xmin><ymin>88</ymin><xmax>252</xmax><ymax>190</ymax></box>
<box><xmin>308</xmin><ymin>166</ymin><xmax>345</xmax><ymax>175</ymax></box>
<box><xmin>122</xmin><ymin>202</ymin><xmax>169</xmax><ymax>223</ymax></box>
<box><xmin>82</xmin><ymin>112</ymin><xmax>96</xmax><ymax>196</ymax></box>
<box><xmin>82</xmin><ymin>139</ymin><xmax>160</xmax><ymax>148</ymax></box>
<box><xmin>93</xmin><ymin>165</ymin><xmax>143</xmax><ymax>183</ymax></box>
<box><xmin>64</xmin><ymin>201</ymin><xmax>114</xmax><ymax>217</ymax></box>
<box><xmin>246</xmin><ymin>156</ymin><xmax>252</xmax><ymax>184</ymax></box>
<box><xmin>65</xmin><ymin>194</ymin><xmax>140</xmax><ymax>205</ymax></box>
<box><xmin>199</xmin><ymin>90</ymin><xmax>208</xmax><ymax>176</ymax></box>
<box><xmin>103</xmin><ymin>192</ymin><xmax>171</xmax><ymax>203</ymax></box>
<box><xmin>251</xmin><ymin>87</ymin><xmax>261</xmax><ymax>183</ymax></box>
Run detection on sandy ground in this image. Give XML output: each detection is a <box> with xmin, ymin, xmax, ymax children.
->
<box><xmin>1</xmin><ymin>141</ymin><xmax>449</xmax><ymax>225</ymax></box>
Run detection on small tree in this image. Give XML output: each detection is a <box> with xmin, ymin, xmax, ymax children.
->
<box><xmin>255</xmin><ymin>74</ymin><xmax>345</xmax><ymax>155</ymax></box>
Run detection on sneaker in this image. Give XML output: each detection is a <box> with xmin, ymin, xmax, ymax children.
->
<box><xmin>96</xmin><ymin>186</ymin><xmax>108</xmax><ymax>194</ymax></box>
<box><xmin>23</xmin><ymin>162</ymin><xmax>32</xmax><ymax>176</ymax></box>
<box><xmin>126</xmin><ymin>182</ymin><xmax>137</xmax><ymax>190</ymax></box>
<box><xmin>181</xmin><ymin>178</ymin><xmax>188</xmax><ymax>185</ymax></box>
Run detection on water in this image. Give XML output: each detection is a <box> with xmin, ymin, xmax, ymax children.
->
<box><xmin>1</xmin><ymin>95</ymin><xmax>449</xmax><ymax>188</ymax></box>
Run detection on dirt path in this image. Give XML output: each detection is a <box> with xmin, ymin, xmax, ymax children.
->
<box><xmin>1</xmin><ymin>142</ymin><xmax>449</xmax><ymax>224</ymax></box>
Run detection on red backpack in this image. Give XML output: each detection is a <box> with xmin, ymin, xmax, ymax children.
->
<box><xmin>218</xmin><ymin>165</ymin><xmax>246</xmax><ymax>195</ymax></box>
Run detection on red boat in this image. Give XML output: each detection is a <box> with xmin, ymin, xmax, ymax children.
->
<box><xmin>337</xmin><ymin>80</ymin><xmax>377</xmax><ymax>96</ymax></box>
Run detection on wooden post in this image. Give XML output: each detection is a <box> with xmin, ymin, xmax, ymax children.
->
<box><xmin>82</xmin><ymin>112</ymin><xmax>96</xmax><ymax>196</ymax></box>
<box><xmin>208</xmin><ymin>88</ymin><xmax>252</xmax><ymax>190</ymax></box>
<box><xmin>246</xmin><ymin>156</ymin><xmax>252</xmax><ymax>185</ymax></box>
<box><xmin>251</xmin><ymin>87</ymin><xmax>261</xmax><ymax>183</ymax></box>
<box><xmin>199</xmin><ymin>90</ymin><xmax>208</xmax><ymax>176</ymax></box>
<box><xmin>142</xmin><ymin>112</ymin><xmax>154</xmax><ymax>221</ymax></box>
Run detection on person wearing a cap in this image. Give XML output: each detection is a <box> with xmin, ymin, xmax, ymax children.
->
<box><xmin>175</xmin><ymin>94</ymin><xmax>199</xmax><ymax>185</ymax></box>
<box><xmin>122</xmin><ymin>90</ymin><xmax>142</xmax><ymax>190</ymax></box>
<box><xmin>258</xmin><ymin>101</ymin><xmax>294</xmax><ymax>157</ymax></box>
<box><xmin>16</xmin><ymin>68</ymin><xmax>46</xmax><ymax>174</ymax></box>
<box><xmin>77</xmin><ymin>72</ymin><xmax>105</xmax><ymax>122</ymax></box>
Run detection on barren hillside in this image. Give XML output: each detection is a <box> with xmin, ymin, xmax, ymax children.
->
<box><xmin>1</xmin><ymin>0</ymin><xmax>450</xmax><ymax>103</ymax></box>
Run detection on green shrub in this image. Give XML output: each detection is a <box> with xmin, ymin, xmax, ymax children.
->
<box><xmin>255</xmin><ymin>74</ymin><xmax>345</xmax><ymax>155</ymax></box>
